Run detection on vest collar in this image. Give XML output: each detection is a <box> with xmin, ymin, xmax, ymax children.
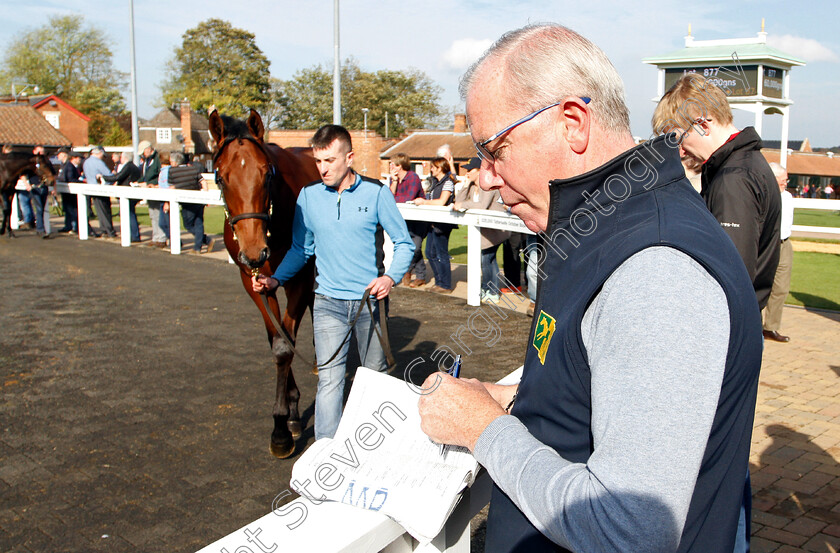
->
<box><xmin>546</xmin><ymin>134</ymin><xmax>685</xmax><ymax>226</ymax></box>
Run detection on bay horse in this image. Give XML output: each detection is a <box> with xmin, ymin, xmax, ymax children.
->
<box><xmin>209</xmin><ymin>109</ymin><xmax>319</xmax><ymax>458</ymax></box>
<box><xmin>0</xmin><ymin>151</ymin><xmax>57</xmax><ymax>237</ymax></box>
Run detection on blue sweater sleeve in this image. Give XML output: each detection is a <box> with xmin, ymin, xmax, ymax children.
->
<box><xmin>377</xmin><ymin>185</ymin><xmax>415</xmax><ymax>283</ymax></box>
<box><xmin>272</xmin><ymin>188</ymin><xmax>314</xmax><ymax>285</ymax></box>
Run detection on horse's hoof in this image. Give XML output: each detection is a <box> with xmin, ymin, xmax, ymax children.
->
<box><xmin>287</xmin><ymin>420</ymin><xmax>302</xmax><ymax>439</ymax></box>
<box><xmin>270</xmin><ymin>439</ymin><xmax>295</xmax><ymax>459</ymax></box>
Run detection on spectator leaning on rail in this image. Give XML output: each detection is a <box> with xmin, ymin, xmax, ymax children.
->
<box><xmin>417</xmin><ymin>23</ymin><xmax>763</xmax><ymax>553</ymax></box>
<box><xmin>167</xmin><ymin>151</ymin><xmax>214</xmax><ymax>254</ymax></box>
<box><xmin>252</xmin><ymin>124</ymin><xmax>414</xmax><ymax>440</ymax></box>
<box><xmin>452</xmin><ymin>156</ymin><xmax>509</xmax><ymax>304</ymax></box>
<box><xmin>101</xmin><ymin>152</ymin><xmax>142</xmax><ymax>242</ymax></box>
<box><xmin>135</xmin><ymin>140</ymin><xmax>165</xmax><ymax>248</ymax></box>
<box><xmin>82</xmin><ymin>146</ymin><xmax>117</xmax><ymax>239</ymax></box>
<box><xmin>388</xmin><ymin>152</ymin><xmax>427</xmax><ymax>287</ymax></box>
<box><xmin>653</xmin><ymin>73</ymin><xmax>781</xmax><ymax>553</ymax></box>
<box><xmin>56</xmin><ymin>148</ymin><xmax>81</xmax><ymax>233</ymax></box>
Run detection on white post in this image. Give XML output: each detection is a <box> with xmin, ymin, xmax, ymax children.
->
<box><xmin>43</xmin><ymin>200</ymin><xmax>50</xmax><ymax>233</ymax></box>
<box><xmin>780</xmin><ymin>106</ymin><xmax>790</xmax><ymax>168</ymax></box>
<box><xmin>466</xmin><ymin>220</ymin><xmax>482</xmax><ymax>306</ymax></box>
<box><xmin>77</xmin><ymin>194</ymin><xmax>89</xmax><ymax>240</ymax></box>
<box><xmin>170</xmin><ymin>200</ymin><xmax>181</xmax><ymax>254</ymax></box>
<box><xmin>754</xmin><ymin>102</ymin><xmax>763</xmax><ymax>137</ymax></box>
<box><xmin>11</xmin><ymin>193</ymin><xmax>20</xmax><ymax>229</ymax></box>
<box><xmin>120</xmin><ymin>197</ymin><xmax>131</xmax><ymax>247</ymax></box>
<box><xmin>332</xmin><ymin>0</ymin><xmax>341</xmax><ymax>125</ymax></box>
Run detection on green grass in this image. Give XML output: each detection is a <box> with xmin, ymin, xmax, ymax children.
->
<box><xmin>787</xmin><ymin>251</ymin><xmax>840</xmax><ymax>311</ymax></box>
<box><xmin>113</xmin><ymin>205</ymin><xmax>227</xmax><ymax>235</ymax></box>
<box><xmin>793</xmin><ymin>208</ymin><xmax>840</xmax><ymax>228</ymax></box>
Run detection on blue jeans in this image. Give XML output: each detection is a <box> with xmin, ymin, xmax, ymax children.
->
<box><xmin>181</xmin><ymin>203</ymin><xmax>206</xmax><ymax>250</ymax></box>
<box><xmin>734</xmin><ymin>470</ymin><xmax>751</xmax><ymax>552</ymax></box>
<box><xmin>425</xmin><ymin>228</ymin><xmax>452</xmax><ymax>290</ymax></box>
<box><xmin>61</xmin><ymin>193</ymin><xmax>78</xmax><ymax>231</ymax></box>
<box><xmin>17</xmin><ymin>189</ymin><xmax>33</xmax><ymax>223</ymax></box>
<box><xmin>481</xmin><ymin>245</ymin><xmax>501</xmax><ymax>293</ymax></box>
<box><xmin>128</xmin><ymin>199</ymin><xmax>140</xmax><ymax>242</ymax></box>
<box><xmin>312</xmin><ymin>294</ymin><xmax>387</xmax><ymax>440</ymax></box>
<box><xmin>29</xmin><ymin>186</ymin><xmax>48</xmax><ymax>232</ymax></box>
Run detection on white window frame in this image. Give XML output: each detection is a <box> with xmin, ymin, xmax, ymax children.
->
<box><xmin>156</xmin><ymin>128</ymin><xmax>172</xmax><ymax>143</ymax></box>
<box><xmin>44</xmin><ymin>111</ymin><xmax>60</xmax><ymax>129</ymax></box>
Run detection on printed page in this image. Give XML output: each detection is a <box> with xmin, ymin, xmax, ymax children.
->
<box><xmin>291</xmin><ymin>367</ymin><xmax>478</xmax><ymax>542</ymax></box>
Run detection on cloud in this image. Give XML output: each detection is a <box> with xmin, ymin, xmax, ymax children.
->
<box><xmin>767</xmin><ymin>34</ymin><xmax>838</xmax><ymax>62</ymax></box>
<box><xmin>442</xmin><ymin>38</ymin><xmax>493</xmax><ymax>70</ymax></box>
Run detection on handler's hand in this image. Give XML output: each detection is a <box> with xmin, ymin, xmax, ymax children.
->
<box><xmin>418</xmin><ymin>373</ymin><xmax>506</xmax><ymax>452</ymax></box>
<box><xmin>366</xmin><ymin>275</ymin><xmax>394</xmax><ymax>299</ymax></box>
<box><xmin>252</xmin><ymin>274</ymin><xmax>279</xmax><ymax>293</ymax></box>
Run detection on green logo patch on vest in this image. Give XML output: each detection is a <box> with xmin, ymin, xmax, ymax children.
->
<box><xmin>532</xmin><ymin>311</ymin><xmax>556</xmax><ymax>365</ymax></box>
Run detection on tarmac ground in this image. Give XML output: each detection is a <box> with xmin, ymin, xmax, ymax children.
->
<box><xmin>2</xmin><ymin>222</ymin><xmax>839</xmax><ymax>553</ymax></box>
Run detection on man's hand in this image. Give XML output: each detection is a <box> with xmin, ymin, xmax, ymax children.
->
<box><xmin>418</xmin><ymin>374</ymin><xmax>506</xmax><ymax>451</ymax></box>
<box><xmin>366</xmin><ymin>275</ymin><xmax>394</xmax><ymax>299</ymax></box>
<box><xmin>252</xmin><ymin>274</ymin><xmax>280</xmax><ymax>293</ymax></box>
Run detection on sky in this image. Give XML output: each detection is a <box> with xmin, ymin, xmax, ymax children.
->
<box><xmin>2</xmin><ymin>0</ymin><xmax>838</xmax><ymax>146</ymax></box>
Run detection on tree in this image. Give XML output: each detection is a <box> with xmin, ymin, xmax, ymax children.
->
<box><xmin>0</xmin><ymin>14</ymin><xmax>129</xmax><ymax>144</ymax></box>
<box><xmin>160</xmin><ymin>19</ymin><xmax>271</xmax><ymax>116</ymax></box>
<box><xmin>275</xmin><ymin>58</ymin><xmax>444</xmax><ymax>136</ymax></box>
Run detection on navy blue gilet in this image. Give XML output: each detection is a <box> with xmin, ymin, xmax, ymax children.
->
<box><xmin>484</xmin><ymin>135</ymin><xmax>762</xmax><ymax>553</ymax></box>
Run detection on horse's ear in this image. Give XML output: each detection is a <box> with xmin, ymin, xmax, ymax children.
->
<box><xmin>246</xmin><ymin>109</ymin><xmax>265</xmax><ymax>143</ymax></box>
<box><xmin>209</xmin><ymin>110</ymin><xmax>224</xmax><ymax>144</ymax></box>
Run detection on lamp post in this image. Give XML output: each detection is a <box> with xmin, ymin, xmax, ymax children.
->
<box><xmin>362</xmin><ymin>108</ymin><xmax>369</xmax><ymax>143</ymax></box>
<box><xmin>11</xmin><ymin>82</ymin><xmax>39</xmax><ymax>103</ymax></box>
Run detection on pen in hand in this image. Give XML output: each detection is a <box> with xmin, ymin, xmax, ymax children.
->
<box><xmin>439</xmin><ymin>354</ymin><xmax>462</xmax><ymax>457</ymax></box>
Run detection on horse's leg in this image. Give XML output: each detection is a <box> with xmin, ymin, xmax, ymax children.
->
<box><xmin>280</xmin><ymin>275</ymin><xmax>312</xmax><ymax>438</ymax></box>
<box><xmin>0</xmin><ymin>190</ymin><xmax>12</xmax><ymax>237</ymax></box>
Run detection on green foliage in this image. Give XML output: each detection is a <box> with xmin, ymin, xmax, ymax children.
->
<box><xmin>160</xmin><ymin>19</ymin><xmax>271</xmax><ymax>117</ymax></box>
<box><xmin>275</xmin><ymin>58</ymin><xmax>443</xmax><ymax>135</ymax></box>
<box><xmin>0</xmin><ymin>14</ymin><xmax>126</xmax><ymax>114</ymax></box>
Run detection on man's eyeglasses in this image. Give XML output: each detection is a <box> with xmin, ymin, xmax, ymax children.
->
<box><xmin>475</xmin><ymin>97</ymin><xmax>592</xmax><ymax>163</ymax></box>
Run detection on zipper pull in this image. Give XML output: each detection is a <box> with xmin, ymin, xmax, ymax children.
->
<box><xmin>336</xmin><ymin>192</ymin><xmax>341</xmax><ymax>220</ymax></box>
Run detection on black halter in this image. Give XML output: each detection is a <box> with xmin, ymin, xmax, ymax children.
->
<box><xmin>213</xmin><ymin>135</ymin><xmax>275</xmax><ymax>239</ymax></box>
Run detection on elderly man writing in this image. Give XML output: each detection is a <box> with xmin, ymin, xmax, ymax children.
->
<box><xmin>418</xmin><ymin>24</ymin><xmax>763</xmax><ymax>553</ymax></box>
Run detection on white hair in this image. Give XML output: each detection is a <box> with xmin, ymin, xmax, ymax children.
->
<box><xmin>460</xmin><ymin>23</ymin><xmax>631</xmax><ymax>136</ymax></box>
<box><xmin>768</xmin><ymin>162</ymin><xmax>786</xmax><ymax>177</ymax></box>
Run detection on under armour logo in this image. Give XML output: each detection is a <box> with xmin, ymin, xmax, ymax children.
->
<box><xmin>358</xmin><ymin>206</ymin><xmax>368</xmax><ymax>212</ymax></box>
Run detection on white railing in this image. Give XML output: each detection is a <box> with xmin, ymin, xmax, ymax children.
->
<box><xmin>791</xmin><ymin>197</ymin><xmax>840</xmax><ymax>235</ymax></box>
<box><xmin>12</xmin><ymin>178</ymin><xmax>222</xmax><ymax>255</ymax></box>
<box><xmin>10</xmin><ymin>184</ymin><xmax>838</xmax><ymax>304</ymax></box>
<box><xmin>195</xmin><ymin>367</ymin><xmax>522</xmax><ymax>553</ymax></box>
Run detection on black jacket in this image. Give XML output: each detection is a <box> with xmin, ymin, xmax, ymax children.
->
<box><xmin>701</xmin><ymin>127</ymin><xmax>781</xmax><ymax>309</ymax></box>
<box><xmin>102</xmin><ymin>161</ymin><xmax>141</xmax><ymax>186</ymax></box>
<box><xmin>58</xmin><ymin>160</ymin><xmax>82</xmax><ymax>183</ymax></box>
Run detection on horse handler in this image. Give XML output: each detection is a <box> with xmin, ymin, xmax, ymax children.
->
<box><xmin>253</xmin><ymin>124</ymin><xmax>414</xmax><ymax>440</ymax></box>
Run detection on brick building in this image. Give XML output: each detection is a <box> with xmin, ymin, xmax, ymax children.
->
<box><xmin>0</xmin><ymin>94</ymin><xmax>89</xmax><ymax>147</ymax></box>
<box><xmin>139</xmin><ymin>100</ymin><xmax>213</xmax><ymax>165</ymax></box>
<box><xmin>0</xmin><ymin>104</ymin><xmax>72</xmax><ymax>152</ymax></box>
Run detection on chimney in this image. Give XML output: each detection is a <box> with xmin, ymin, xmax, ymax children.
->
<box><xmin>454</xmin><ymin>113</ymin><xmax>467</xmax><ymax>134</ymax></box>
<box><xmin>180</xmin><ymin>99</ymin><xmax>194</xmax><ymax>154</ymax></box>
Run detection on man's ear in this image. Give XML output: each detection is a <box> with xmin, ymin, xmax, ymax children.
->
<box><xmin>346</xmin><ymin>150</ymin><xmax>354</xmax><ymax>166</ymax></box>
<box><xmin>560</xmin><ymin>97</ymin><xmax>591</xmax><ymax>154</ymax></box>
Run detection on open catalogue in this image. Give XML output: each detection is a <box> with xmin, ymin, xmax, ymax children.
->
<box><xmin>291</xmin><ymin>367</ymin><xmax>480</xmax><ymax>543</ymax></box>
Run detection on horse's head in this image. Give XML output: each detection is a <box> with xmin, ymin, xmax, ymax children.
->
<box><xmin>34</xmin><ymin>153</ymin><xmax>57</xmax><ymax>186</ymax></box>
<box><xmin>210</xmin><ymin>109</ymin><xmax>273</xmax><ymax>270</ymax></box>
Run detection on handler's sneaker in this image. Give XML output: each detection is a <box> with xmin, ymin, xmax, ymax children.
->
<box><xmin>481</xmin><ymin>290</ymin><xmax>500</xmax><ymax>304</ymax></box>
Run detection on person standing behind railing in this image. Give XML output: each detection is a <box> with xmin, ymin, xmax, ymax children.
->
<box><xmin>453</xmin><ymin>157</ymin><xmax>510</xmax><ymax>303</ymax></box>
<box><xmin>135</xmin><ymin>140</ymin><xmax>164</xmax><ymax>248</ymax></box>
<box><xmin>167</xmin><ymin>152</ymin><xmax>214</xmax><ymax>254</ymax></box>
<box><xmin>101</xmin><ymin>152</ymin><xmax>141</xmax><ymax>242</ymax></box>
<box><xmin>56</xmin><ymin>148</ymin><xmax>81</xmax><ymax>233</ymax></box>
<box><xmin>389</xmin><ymin>153</ymin><xmax>427</xmax><ymax>287</ymax></box>
<box><xmin>414</xmin><ymin>157</ymin><xmax>455</xmax><ymax>294</ymax></box>
<box><xmin>82</xmin><ymin>146</ymin><xmax>117</xmax><ymax>239</ymax></box>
